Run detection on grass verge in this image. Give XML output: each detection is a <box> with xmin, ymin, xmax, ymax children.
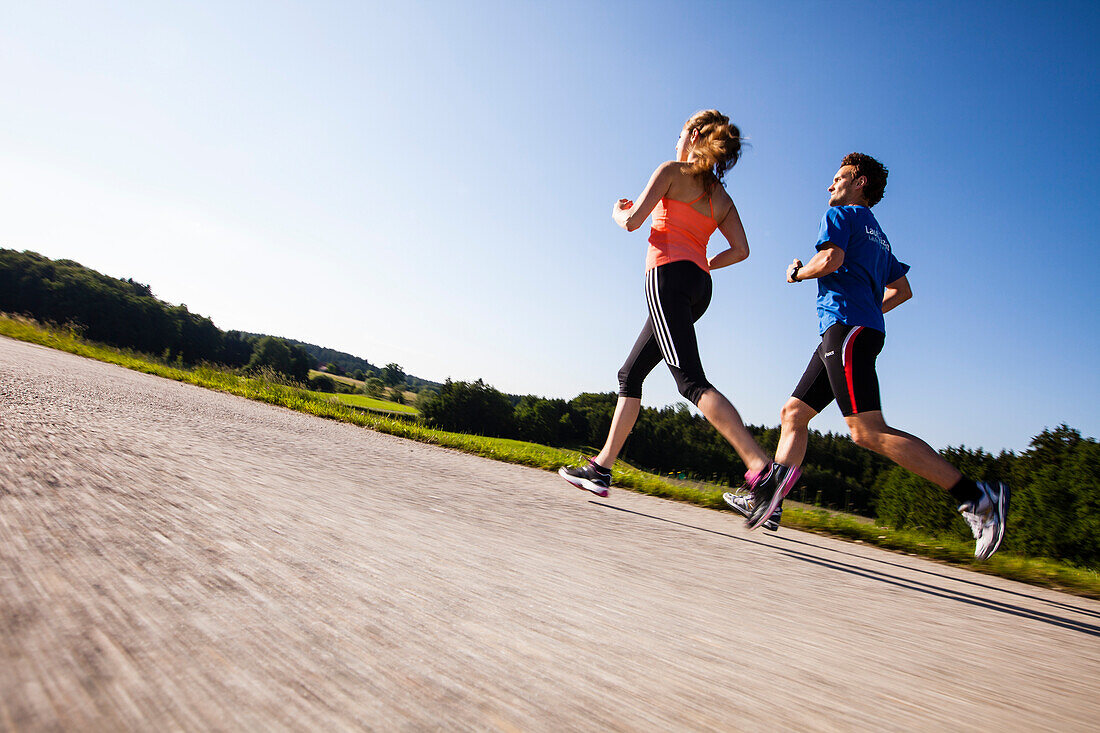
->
<box><xmin>3</xmin><ymin>314</ymin><xmax>1099</xmax><ymax>599</ymax></box>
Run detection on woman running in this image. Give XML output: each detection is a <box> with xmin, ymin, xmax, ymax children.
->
<box><xmin>559</xmin><ymin>110</ymin><xmax>773</xmax><ymax>501</ymax></box>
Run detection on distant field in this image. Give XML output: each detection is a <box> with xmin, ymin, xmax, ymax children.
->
<box><xmin>309</xmin><ymin>369</ymin><xmax>362</xmax><ymax>387</ymax></box>
<box><xmin>329</xmin><ymin>392</ymin><xmax>418</xmax><ymax>415</ymax></box>
<box><xmin>308</xmin><ymin>370</ymin><xmax>419</xmax><ymax>407</ymax></box>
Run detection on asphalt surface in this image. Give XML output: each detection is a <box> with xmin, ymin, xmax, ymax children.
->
<box><xmin>2</xmin><ymin>335</ymin><xmax>1098</xmax><ymax>731</ymax></box>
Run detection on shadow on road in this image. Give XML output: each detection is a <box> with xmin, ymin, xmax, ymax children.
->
<box><xmin>590</xmin><ymin>501</ymin><xmax>1100</xmax><ymax>638</ymax></box>
<box><xmin>772</xmin><ymin>533</ymin><xmax>1100</xmax><ymax>621</ymax></box>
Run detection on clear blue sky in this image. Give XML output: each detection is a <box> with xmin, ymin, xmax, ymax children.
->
<box><xmin>1</xmin><ymin>1</ymin><xmax>1097</xmax><ymax>453</ymax></box>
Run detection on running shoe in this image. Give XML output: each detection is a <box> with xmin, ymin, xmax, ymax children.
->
<box><xmin>745</xmin><ymin>463</ymin><xmax>801</xmax><ymax>531</ymax></box>
<box><xmin>558</xmin><ymin>459</ymin><xmax>612</xmax><ymax>498</ymax></box>
<box><xmin>960</xmin><ymin>481</ymin><xmax>1010</xmax><ymax>560</ymax></box>
<box><xmin>723</xmin><ymin>488</ymin><xmax>782</xmax><ymax>531</ymax></box>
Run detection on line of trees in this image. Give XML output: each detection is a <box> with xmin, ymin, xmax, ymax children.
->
<box><xmin>278</xmin><ymin>338</ymin><xmax>378</xmax><ymax>379</ymax></box>
<box><xmin>0</xmin><ymin>249</ymin><xmax>243</xmax><ymax>365</ymax></box>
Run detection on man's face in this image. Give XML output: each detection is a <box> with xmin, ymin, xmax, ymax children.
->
<box><xmin>828</xmin><ymin>165</ymin><xmax>864</xmax><ymax>206</ymax></box>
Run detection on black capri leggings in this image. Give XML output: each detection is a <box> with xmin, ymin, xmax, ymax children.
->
<box><xmin>618</xmin><ymin>260</ymin><xmax>715</xmax><ymax>405</ymax></box>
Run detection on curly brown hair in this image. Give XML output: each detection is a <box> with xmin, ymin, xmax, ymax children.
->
<box><xmin>683</xmin><ymin>110</ymin><xmax>743</xmax><ymax>193</ymax></box>
<box><xmin>841</xmin><ymin>152</ymin><xmax>888</xmax><ymax>207</ymax></box>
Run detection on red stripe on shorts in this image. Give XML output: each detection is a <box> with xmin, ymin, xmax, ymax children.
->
<box><xmin>842</xmin><ymin>326</ymin><xmax>864</xmax><ymax>414</ymax></box>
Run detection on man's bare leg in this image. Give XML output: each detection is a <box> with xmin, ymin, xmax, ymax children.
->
<box><xmin>844</xmin><ymin>410</ymin><xmax>962</xmax><ymax>488</ymax></box>
<box><xmin>774</xmin><ymin>397</ymin><xmax>817</xmax><ymax>468</ymax></box>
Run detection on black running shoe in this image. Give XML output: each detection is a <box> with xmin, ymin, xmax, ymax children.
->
<box><xmin>722</xmin><ymin>488</ymin><xmax>782</xmax><ymax>531</ymax></box>
<box><xmin>558</xmin><ymin>459</ymin><xmax>612</xmax><ymax>497</ymax></box>
<box><xmin>745</xmin><ymin>463</ymin><xmax>801</xmax><ymax>531</ymax></box>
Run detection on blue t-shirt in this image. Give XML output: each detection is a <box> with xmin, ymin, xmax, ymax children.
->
<box><xmin>814</xmin><ymin>205</ymin><xmax>909</xmax><ymax>335</ymax></box>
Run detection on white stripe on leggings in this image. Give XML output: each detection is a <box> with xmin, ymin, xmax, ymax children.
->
<box><xmin>644</xmin><ymin>269</ymin><xmax>670</xmax><ymax>363</ymax></box>
<box><xmin>645</xmin><ymin>267</ymin><xmax>680</xmax><ymax>368</ymax></box>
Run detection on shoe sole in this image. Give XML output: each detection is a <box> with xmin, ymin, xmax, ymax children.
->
<box><xmin>746</xmin><ymin>468</ymin><xmax>800</xmax><ymax>531</ymax></box>
<box><xmin>979</xmin><ymin>482</ymin><xmax>1010</xmax><ymax>559</ymax></box>
<box><xmin>723</xmin><ymin>492</ymin><xmax>779</xmax><ymax>531</ymax></box>
<box><xmin>558</xmin><ymin>467</ymin><xmax>609</xmax><ymax>498</ymax></box>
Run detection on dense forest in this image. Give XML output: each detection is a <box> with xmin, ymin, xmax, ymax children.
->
<box><xmin>4</xmin><ymin>249</ymin><xmax>1097</xmax><ymax>567</ymax></box>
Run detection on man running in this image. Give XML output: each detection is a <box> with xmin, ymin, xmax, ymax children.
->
<box><xmin>727</xmin><ymin>153</ymin><xmax>1009</xmax><ymax>559</ymax></box>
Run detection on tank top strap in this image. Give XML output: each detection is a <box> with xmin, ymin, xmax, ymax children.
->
<box><xmin>683</xmin><ymin>191</ymin><xmax>714</xmax><ymax>220</ymax></box>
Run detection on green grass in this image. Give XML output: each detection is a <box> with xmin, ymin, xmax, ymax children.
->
<box><xmin>3</xmin><ymin>313</ymin><xmax>1099</xmax><ymax>599</ymax></box>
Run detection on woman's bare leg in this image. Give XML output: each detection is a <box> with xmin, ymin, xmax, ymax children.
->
<box><xmin>696</xmin><ymin>388</ymin><xmax>770</xmax><ymax>476</ymax></box>
<box><xmin>594</xmin><ymin>396</ymin><xmax>641</xmax><ymax>468</ymax></box>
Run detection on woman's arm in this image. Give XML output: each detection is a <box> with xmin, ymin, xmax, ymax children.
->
<box><xmin>708</xmin><ymin>198</ymin><xmax>749</xmax><ymax>270</ymax></box>
<box><xmin>612</xmin><ymin>162</ymin><xmax>677</xmax><ymax>232</ymax></box>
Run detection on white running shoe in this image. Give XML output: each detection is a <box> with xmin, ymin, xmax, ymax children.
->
<box><xmin>723</xmin><ymin>489</ymin><xmax>782</xmax><ymax>531</ymax></box>
<box><xmin>960</xmin><ymin>481</ymin><xmax>1010</xmax><ymax>560</ymax></box>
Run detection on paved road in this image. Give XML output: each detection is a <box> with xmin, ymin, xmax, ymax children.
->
<box><xmin>1</xmin><ymin>335</ymin><xmax>1098</xmax><ymax>731</ymax></box>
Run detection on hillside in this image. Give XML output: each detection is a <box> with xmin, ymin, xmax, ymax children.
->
<box><xmin>0</xmin><ymin>248</ymin><xmax>438</xmax><ymax>389</ymax></box>
<box><xmin>242</xmin><ymin>334</ymin><xmax>440</xmax><ymax>391</ymax></box>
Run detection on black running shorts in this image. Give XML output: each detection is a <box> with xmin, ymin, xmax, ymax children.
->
<box><xmin>792</xmin><ymin>323</ymin><xmax>886</xmax><ymax>417</ymax></box>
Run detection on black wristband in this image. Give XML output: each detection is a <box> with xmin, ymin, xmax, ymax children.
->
<box><xmin>791</xmin><ymin>264</ymin><xmax>802</xmax><ymax>282</ymax></box>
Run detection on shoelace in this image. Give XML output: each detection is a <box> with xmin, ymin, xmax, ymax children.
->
<box><xmin>734</xmin><ymin>494</ymin><xmax>754</xmax><ymax>511</ymax></box>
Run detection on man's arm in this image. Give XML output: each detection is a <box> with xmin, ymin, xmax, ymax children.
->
<box><xmin>787</xmin><ymin>242</ymin><xmax>844</xmax><ymax>282</ymax></box>
<box><xmin>881</xmin><ymin>274</ymin><xmax>912</xmax><ymax>313</ymax></box>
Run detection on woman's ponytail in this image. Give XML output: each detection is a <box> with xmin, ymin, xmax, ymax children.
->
<box><xmin>682</xmin><ymin>110</ymin><xmax>743</xmax><ymax>191</ymax></box>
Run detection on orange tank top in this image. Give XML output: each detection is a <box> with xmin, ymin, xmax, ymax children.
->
<box><xmin>646</xmin><ymin>193</ymin><xmax>718</xmax><ymax>272</ymax></box>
